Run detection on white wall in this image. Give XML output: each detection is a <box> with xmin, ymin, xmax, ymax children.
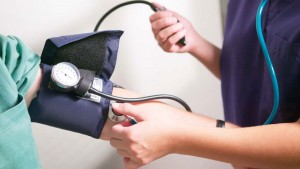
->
<box><xmin>0</xmin><ymin>0</ymin><xmax>231</xmax><ymax>168</ymax></box>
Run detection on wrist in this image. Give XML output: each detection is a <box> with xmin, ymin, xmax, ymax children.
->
<box><xmin>189</xmin><ymin>36</ymin><xmax>221</xmax><ymax>78</ymax></box>
<box><xmin>188</xmin><ymin>33</ymin><xmax>207</xmax><ymax>56</ymax></box>
<box><xmin>169</xmin><ymin>113</ymin><xmax>205</xmax><ymax>154</ymax></box>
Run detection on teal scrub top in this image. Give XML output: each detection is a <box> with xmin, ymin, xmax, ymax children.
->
<box><xmin>0</xmin><ymin>34</ymin><xmax>42</xmax><ymax>168</ymax></box>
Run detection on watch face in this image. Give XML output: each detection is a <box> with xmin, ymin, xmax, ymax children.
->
<box><xmin>51</xmin><ymin>62</ymin><xmax>80</xmax><ymax>89</ymax></box>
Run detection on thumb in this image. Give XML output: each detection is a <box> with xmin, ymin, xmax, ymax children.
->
<box><xmin>112</xmin><ymin>103</ymin><xmax>144</xmax><ymax>122</ymax></box>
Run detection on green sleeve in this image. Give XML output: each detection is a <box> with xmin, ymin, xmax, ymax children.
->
<box><xmin>0</xmin><ymin>34</ymin><xmax>42</xmax><ymax>169</ymax></box>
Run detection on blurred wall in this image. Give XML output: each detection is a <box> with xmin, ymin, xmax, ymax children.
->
<box><xmin>0</xmin><ymin>0</ymin><xmax>231</xmax><ymax>168</ymax></box>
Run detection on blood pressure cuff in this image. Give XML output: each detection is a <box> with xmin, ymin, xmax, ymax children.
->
<box><xmin>40</xmin><ymin>30</ymin><xmax>123</xmax><ymax>79</ymax></box>
<box><xmin>28</xmin><ymin>64</ymin><xmax>113</xmax><ymax>138</ymax></box>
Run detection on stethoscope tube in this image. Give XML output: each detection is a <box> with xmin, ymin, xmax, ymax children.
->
<box><xmin>89</xmin><ymin>87</ymin><xmax>192</xmax><ymax>112</ymax></box>
<box><xmin>256</xmin><ymin>0</ymin><xmax>279</xmax><ymax>125</ymax></box>
<box><xmin>94</xmin><ymin>1</ymin><xmax>157</xmax><ymax>32</ymax></box>
<box><xmin>94</xmin><ymin>0</ymin><xmax>187</xmax><ymax>46</ymax></box>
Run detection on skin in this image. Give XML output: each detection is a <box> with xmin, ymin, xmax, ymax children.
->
<box><xmin>107</xmin><ymin>3</ymin><xmax>300</xmax><ymax>169</ymax></box>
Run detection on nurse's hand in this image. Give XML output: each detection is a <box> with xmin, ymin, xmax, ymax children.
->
<box><xmin>109</xmin><ymin>102</ymin><xmax>183</xmax><ymax>169</ymax></box>
<box><xmin>150</xmin><ymin>2</ymin><xmax>222</xmax><ymax>78</ymax></box>
<box><xmin>149</xmin><ymin>2</ymin><xmax>201</xmax><ymax>54</ymax></box>
<box><xmin>109</xmin><ymin>101</ymin><xmax>214</xmax><ymax>169</ymax></box>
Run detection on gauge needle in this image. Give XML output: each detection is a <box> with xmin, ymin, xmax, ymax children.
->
<box><xmin>61</xmin><ymin>71</ymin><xmax>73</xmax><ymax>80</ymax></box>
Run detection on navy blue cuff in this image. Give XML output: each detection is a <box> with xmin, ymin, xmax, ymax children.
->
<box><xmin>28</xmin><ymin>64</ymin><xmax>113</xmax><ymax>138</ymax></box>
<box><xmin>40</xmin><ymin>30</ymin><xmax>123</xmax><ymax>79</ymax></box>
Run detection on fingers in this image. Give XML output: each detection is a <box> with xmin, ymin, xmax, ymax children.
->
<box><xmin>110</xmin><ymin>137</ymin><xmax>127</xmax><ymax>149</ymax></box>
<box><xmin>110</xmin><ymin>126</ymin><xmax>147</xmax><ymax>169</ymax></box>
<box><xmin>117</xmin><ymin>149</ymin><xmax>131</xmax><ymax>159</ymax></box>
<box><xmin>112</xmin><ymin>103</ymin><xmax>143</xmax><ymax>122</ymax></box>
<box><xmin>150</xmin><ymin>9</ymin><xmax>187</xmax><ymax>52</ymax></box>
<box><xmin>110</xmin><ymin>122</ymin><xmax>130</xmax><ymax>139</ymax></box>
<box><xmin>150</xmin><ymin>11</ymin><xmax>176</xmax><ymax>42</ymax></box>
<box><xmin>152</xmin><ymin>16</ymin><xmax>178</xmax><ymax>36</ymax></box>
<box><xmin>123</xmin><ymin>157</ymin><xmax>144</xmax><ymax>169</ymax></box>
<box><xmin>156</xmin><ymin>22</ymin><xmax>184</xmax><ymax>43</ymax></box>
<box><xmin>161</xmin><ymin>29</ymin><xmax>187</xmax><ymax>51</ymax></box>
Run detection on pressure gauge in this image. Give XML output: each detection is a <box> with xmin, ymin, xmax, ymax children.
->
<box><xmin>51</xmin><ymin>62</ymin><xmax>81</xmax><ymax>91</ymax></box>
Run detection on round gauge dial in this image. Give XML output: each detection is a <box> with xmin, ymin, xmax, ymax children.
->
<box><xmin>51</xmin><ymin>62</ymin><xmax>80</xmax><ymax>89</ymax></box>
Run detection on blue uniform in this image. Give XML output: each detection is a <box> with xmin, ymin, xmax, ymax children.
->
<box><xmin>221</xmin><ymin>0</ymin><xmax>300</xmax><ymax>126</ymax></box>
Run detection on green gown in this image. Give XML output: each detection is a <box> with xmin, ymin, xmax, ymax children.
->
<box><xmin>0</xmin><ymin>34</ymin><xmax>42</xmax><ymax>169</ymax></box>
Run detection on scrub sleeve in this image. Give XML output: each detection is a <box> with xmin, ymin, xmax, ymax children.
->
<box><xmin>0</xmin><ymin>35</ymin><xmax>42</xmax><ymax>169</ymax></box>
